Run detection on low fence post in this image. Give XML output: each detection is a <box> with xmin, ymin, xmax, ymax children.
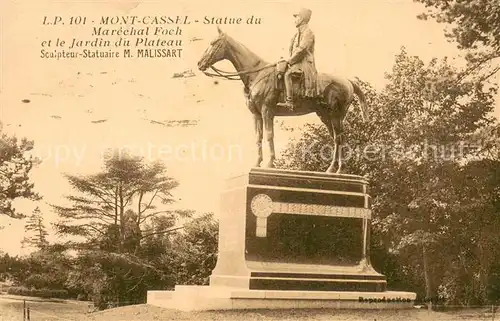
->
<box><xmin>22</xmin><ymin>299</ymin><xmax>30</xmax><ymax>321</ymax></box>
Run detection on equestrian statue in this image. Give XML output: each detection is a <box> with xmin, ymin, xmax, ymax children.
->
<box><xmin>197</xmin><ymin>8</ymin><xmax>368</xmax><ymax>173</ymax></box>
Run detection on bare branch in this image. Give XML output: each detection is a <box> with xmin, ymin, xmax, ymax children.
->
<box><xmin>140</xmin><ymin>226</ymin><xmax>184</xmax><ymax>240</ymax></box>
<box><xmin>139</xmin><ymin>190</ymin><xmax>159</xmax><ymax>215</ymax></box>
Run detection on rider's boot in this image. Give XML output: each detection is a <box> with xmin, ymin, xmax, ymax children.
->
<box><xmin>277</xmin><ymin>71</ymin><xmax>296</xmax><ymax>111</ymax></box>
<box><xmin>278</xmin><ymin>96</ymin><xmax>295</xmax><ymax>111</ymax></box>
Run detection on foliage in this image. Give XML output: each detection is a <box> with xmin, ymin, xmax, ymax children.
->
<box><xmin>52</xmin><ymin>150</ymin><xmax>191</xmax><ymax>253</ymax></box>
<box><xmin>0</xmin><ymin>123</ymin><xmax>41</xmax><ymax>219</ymax></box>
<box><xmin>171</xmin><ymin>213</ymin><xmax>219</xmax><ymax>285</ymax></box>
<box><xmin>22</xmin><ymin>207</ymin><xmax>49</xmax><ymax>250</ymax></box>
<box><xmin>58</xmin><ymin>213</ymin><xmax>219</xmax><ymax>309</ymax></box>
<box><xmin>277</xmin><ymin>47</ymin><xmax>500</xmax><ymax>304</ymax></box>
<box><xmin>7</xmin><ymin>286</ymin><xmax>69</xmax><ymax>299</ymax></box>
<box><xmin>64</xmin><ymin>250</ymin><xmax>173</xmax><ymax>310</ymax></box>
<box><xmin>49</xmin><ymin>150</ymin><xmax>205</xmax><ymax>309</ymax></box>
<box><xmin>414</xmin><ymin>0</ymin><xmax>500</xmax><ymax>52</ymax></box>
<box><xmin>12</xmin><ymin>246</ymin><xmax>72</xmax><ymax>290</ymax></box>
<box><xmin>0</xmin><ymin>252</ymin><xmax>22</xmax><ymax>281</ymax></box>
<box><xmin>414</xmin><ymin>0</ymin><xmax>500</xmax><ymax>81</ymax></box>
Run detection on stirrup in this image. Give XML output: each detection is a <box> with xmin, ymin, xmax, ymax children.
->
<box><xmin>277</xmin><ymin>99</ymin><xmax>295</xmax><ymax>110</ymax></box>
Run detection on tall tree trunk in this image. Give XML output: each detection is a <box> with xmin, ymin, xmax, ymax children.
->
<box><xmin>422</xmin><ymin>244</ymin><xmax>433</xmax><ymax>310</ymax></box>
<box><xmin>137</xmin><ymin>191</ymin><xmax>143</xmax><ymax>223</ymax></box>
<box><xmin>478</xmin><ymin>235</ymin><xmax>489</xmax><ymax>304</ymax></box>
<box><xmin>134</xmin><ymin>191</ymin><xmax>144</xmax><ymax>255</ymax></box>
<box><xmin>38</xmin><ymin>220</ymin><xmax>45</xmax><ymax>248</ymax></box>
<box><xmin>118</xmin><ymin>182</ymin><xmax>125</xmax><ymax>253</ymax></box>
<box><xmin>114</xmin><ymin>186</ymin><xmax>118</xmax><ymax>225</ymax></box>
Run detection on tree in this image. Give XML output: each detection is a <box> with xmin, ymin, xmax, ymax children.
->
<box><xmin>20</xmin><ymin>245</ymin><xmax>72</xmax><ymax>291</ymax></box>
<box><xmin>65</xmin><ymin>249</ymin><xmax>169</xmax><ymax>309</ymax></box>
<box><xmin>414</xmin><ymin>0</ymin><xmax>500</xmax><ymax>51</ymax></box>
<box><xmin>51</xmin><ymin>149</ymin><xmax>193</xmax><ymax>308</ymax></box>
<box><xmin>171</xmin><ymin>213</ymin><xmax>218</xmax><ymax>285</ymax></box>
<box><xmin>414</xmin><ymin>0</ymin><xmax>500</xmax><ymax>80</ymax></box>
<box><xmin>440</xmin><ymin>159</ymin><xmax>500</xmax><ymax>305</ymax></box>
<box><xmin>22</xmin><ymin>207</ymin><xmax>49</xmax><ymax>250</ymax></box>
<box><xmin>0</xmin><ymin>124</ymin><xmax>41</xmax><ymax>219</ymax></box>
<box><xmin>473</xmin><ymin>122</ymin><xmax>500</xmax><ymax>161</ymax></box>
<box><xmin>0</xmin><ymin>252</ymin><xmax>21</xmax><ymax>282</ymax></box>
<box><xmin>52</xmin><ymin>149</ymin><xmax>191</xmax><ymax>253</ymax></box>
<box><xmin>277</xmin><ymin>47</ymin><xmax>500</xmax><ymax>305</ymax></box>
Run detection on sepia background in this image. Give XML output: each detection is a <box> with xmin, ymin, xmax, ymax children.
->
<box><xmin>0</xmin><ymin>0</ymin><xmax>498</xmax><ymax>256</ymax></box>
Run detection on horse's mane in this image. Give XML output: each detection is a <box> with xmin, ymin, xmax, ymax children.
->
<box><xmin>225</xmin><ymin>34</ymin><xmax>269</xmax><ymax>67</ymax></box>
<box><xmin>225</xmin><ymin>34</ymin><xmax>277</xmax><ymax>96</ymax></box>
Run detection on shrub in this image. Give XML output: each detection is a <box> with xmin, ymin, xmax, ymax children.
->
<box><xmin>76</xmin><ymin>293</ymin><xmax>88</xmax><ymax>301</ymax></box>
<box><xmin>7</xmin><ymin>286</ymin><xmax>69</xmax><ymax>299</ymax></box>
<box><xmin>24</xmin><ymin>274</ymin><xmax>49</xmax><ymax>290</ymax></box>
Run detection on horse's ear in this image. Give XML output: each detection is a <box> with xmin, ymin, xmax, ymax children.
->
<box><xmin>217</xmin><ymin>25</ymin><xmax>223</xmax><ymax>35</ymax></box>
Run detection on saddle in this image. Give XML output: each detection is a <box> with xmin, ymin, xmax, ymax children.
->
<box><xmin>275</xmin><ymin>60</ymin><xmax>325</xmax><ymax>106</ymax></box>
<box><xmin>276</xmin><ymin>60</ymin><xmax>303</xmax><ymax>103</ymax></box>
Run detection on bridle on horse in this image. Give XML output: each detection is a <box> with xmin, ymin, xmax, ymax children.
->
<box><xmin>200</xmin><ymin>34</ymin><xmax>281</xmax><ymax>83</ymax></box>
<box><xmin>201</xmin><ymin>63</ymin><xmax>278</xmax><ymax>81</ymax></box>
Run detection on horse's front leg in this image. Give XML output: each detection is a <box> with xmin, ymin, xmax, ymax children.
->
<box><xmin>320</xmin><ymin>115</ymin><xmax>336</xmax><ymax>173</ymax></box>
<box><xmin>335</xmin><ymin>132</ymin><xmax>343</xmax><ymax>174</ymax></box>
<box><xmin>253</xmin><ymin>112</ymin><xmax>263</xmax><ymax>167</ymax></box>
<box><xmin>326</xmin><ymin>127</ymin><xmax>338</xmax><ymax>173</ymax></box>
<box><xmin>327</xmin><ymin>118</ymin><xmax>343</xmax><ymax>173</ymax></box>
<box><xmin>333</xmin><ymin>119</ymin><xmax>344</xmax><ymax>174</ymax></box>
<box><xmin>262</xmin><ymin>106</ymin><xmax>275</xmax><ymax>168</ymax></box>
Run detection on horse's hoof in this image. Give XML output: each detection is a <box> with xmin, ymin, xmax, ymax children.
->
<box><xmin>266</xmin><ymin>161</ymin><xmax>275</xmax><ymax>168</ymax></box>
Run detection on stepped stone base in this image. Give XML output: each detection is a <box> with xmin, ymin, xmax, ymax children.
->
<box><xmin>147</xmin><ymin>286</ymin><xmax>416</xmax><ymax>311</ymax></box>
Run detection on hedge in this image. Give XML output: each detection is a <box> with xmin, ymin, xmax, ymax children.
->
<box><xmin>7</xmin><ymin>287</ymin><xmax>69</xmax><ymax>299</ymax></box>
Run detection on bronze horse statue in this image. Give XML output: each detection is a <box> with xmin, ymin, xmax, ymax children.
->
<box><xmin>197</xmin><ymin>27</ymin><xmax>368</xmax><ymax>173</ymax></box>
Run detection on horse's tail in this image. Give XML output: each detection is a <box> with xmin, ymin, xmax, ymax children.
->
<box><xmin>349</xmin><ymin>80</ymin><xmax>368</xmax><ymax>121</ymax></box>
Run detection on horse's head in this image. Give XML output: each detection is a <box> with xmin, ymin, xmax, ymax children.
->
<box><xmin>197</xmin><ymin>26</ymin><xmax>228</xmax><ymax>71</ymax></box>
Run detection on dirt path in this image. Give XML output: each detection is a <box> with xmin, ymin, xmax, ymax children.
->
<box><xmin>82</xmin><ymin>304</ymin><xmax>495</xmax><ymax>321</ymax></box>
<box><xmin>0</xmin><ymin>295</ymin><xmax>90</xmax><ymax>321</ymax></box>
<box><xmin>0</xmin><ymin>298</ymin><xmax>496</xmax><ymax>321</ymax></box>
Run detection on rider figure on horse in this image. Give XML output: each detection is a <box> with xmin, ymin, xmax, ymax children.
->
<box><xmin>279</xmin><ymin>8</ymin><xmax>319</xmax><ymax>111</ymax></box>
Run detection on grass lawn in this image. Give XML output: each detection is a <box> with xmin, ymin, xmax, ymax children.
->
<box><xmin>1</xmin><ymin>296</ymin><xmax>498</xmax><ymax>321</ymax></box>
<box><xmin>0</xmin><ymin>294</ymin><xmax>89</xmax><ymax>321</ymax></box>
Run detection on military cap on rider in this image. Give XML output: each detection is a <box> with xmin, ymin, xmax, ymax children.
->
<box><xmin>293</xmin><ymin>8</ymin><xmax>312</xmax><ymax>24</ymax></box>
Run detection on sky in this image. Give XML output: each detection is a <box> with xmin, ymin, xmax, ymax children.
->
<box><xmin>0</xmin><ymin>0</ymin><xmax>499</xmax><ymax>256</ymax></box>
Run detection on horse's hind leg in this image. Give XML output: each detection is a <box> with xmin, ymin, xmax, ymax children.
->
<box><xmin>326</xmin><ymin>124</ymin><xmax>339</xmax><ymax>173</ymax></box>
<box><xmin>331</xmin><ymin>117</ymin><xmax>344</xmax><ymax>174</ymax></box>
<box><xmin>262</xmin><ymin>106</ymin><xmax>275</xmax><ymax>168</ymax></box>
<box><xmin>253</xmin><ymin>112</ymin><xmax>263</xmax><ymax>167</ymax></box>
<box><xmin>318</xmin><ymin>112</ymin><xmax>336</xmax><ymax>173</ymax></box>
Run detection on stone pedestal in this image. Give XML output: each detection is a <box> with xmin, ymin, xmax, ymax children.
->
<box><xmin>147</xmin><ymin>168</ymin><xmax>416</xmax><ymax>311</ymax></box>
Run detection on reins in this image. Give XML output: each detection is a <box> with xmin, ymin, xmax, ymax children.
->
<box><xmin>202</xmin><ymin>63</ymin><xmax>277</xmax><ymax>81</ymax></box>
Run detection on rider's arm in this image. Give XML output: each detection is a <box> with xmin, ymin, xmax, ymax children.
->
<box><xmin>289</xmin><ymin>34</ymin><xmax>296</xmax><ymax>57</ymax></box>
<box><xmin>289</xmin><ymin>29</ymin><xmax>314</xmax><ymax>65</ymax></box>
